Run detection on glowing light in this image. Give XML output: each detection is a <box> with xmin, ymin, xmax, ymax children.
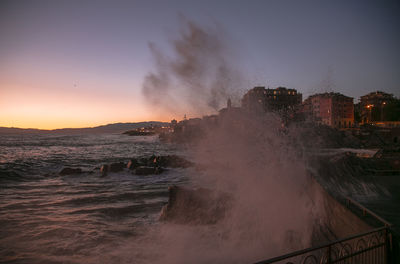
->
<box><xmin>0</xmin><ymin>83</ymin><xmax>172</xmax><ymax>129</ymax></box>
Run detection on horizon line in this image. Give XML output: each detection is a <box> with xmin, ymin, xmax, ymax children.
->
<box><xmin>0</xmin><ymin>120</ymin><xmax>171</xmax><ymax>131</ymax></box>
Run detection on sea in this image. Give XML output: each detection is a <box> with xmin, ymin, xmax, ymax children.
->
<box><xmin>1</xmin><ymin>133</ymin><xmax>399</xmax><ymax>264</ymax></box>
<box><xmin>0</xmin><ymin>133</ymin><xmax>192</xmax><ymax>264</ymax></box>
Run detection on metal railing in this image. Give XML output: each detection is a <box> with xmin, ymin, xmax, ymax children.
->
<box><xmin>254</xmin><ymin>198</ymin><xmax>396</xmax><ymax>264</ymax></box>
<box><xmin>345</xmin><ymin>196</ymin><xmax>392</xmax><ymax>228</ymax></box>
<box><xmin>254</xmin><ymin>226</ymin><xmax>392</xmax><ymax>264</ymax></box>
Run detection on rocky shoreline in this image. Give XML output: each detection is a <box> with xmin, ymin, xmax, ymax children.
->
<box><xmin>59</xmin><ymin>154</ymin><xmax>194</xmax><ymax>177</ymax></box>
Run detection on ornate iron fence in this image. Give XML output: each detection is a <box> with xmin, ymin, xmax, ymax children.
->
<box><xmin>254</xmin><ymin>226</ymin><xmax>393</xmax><ymax>264</ymax></box>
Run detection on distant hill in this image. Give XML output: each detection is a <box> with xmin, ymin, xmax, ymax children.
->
<box><xmin>0</xmin><ymin>121</ymin><xmax>170</xmax><ymax>135</ymax></box>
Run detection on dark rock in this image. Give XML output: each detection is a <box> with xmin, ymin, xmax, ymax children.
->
<box><xmin>143</xmin><ymin>155</ymin><xmax>193</xmax><ymax>168</ymax></box>
<box><xmin>99</xmin><ymin>162</ymin><xmax>126</xmax><ymax>176</ymax></box>
<box><xmin>140</xmin><ymin>155</ymin><xmax>158</xmax><ymax>167</ymax></box>
<box><xmin>98</xmin><ymin>155</ymin><xmax>192</xmax><ymax>176</ymax></box>
<box><xmin>134</xmin><ymin>166</ymin><xmax>163</xmax><ymax>175</ymax></box>
<box><xmin>159</xmin><ymin>185</ymin><xmax>232</xmax><ymax>224</ymax></box>
<box><xmin>127</xmin><ymin>159</ymin><xmax>139</xmax><ymax>170</ymax></box>
<box><xmin>59</xmin><ymin>167</ymin><xmax>82</xmax><ymax>176</ymax></box>
<box><xmin>139</xmin><ymin>157</ymin><xmax>149</xmax><ymax>166</ymax></box>
<box><xmin>109</xmin><ymin>162</ymin><xmax>125</xmax><ymax>172</ymax></box>
<box><xmin>165</xmin><ymin>155</ymin><xmax>193</xmax><ymax>168</ymax></box>
<box><xmin>100</xmin><ymin>164</ymin><xmax>110</xmax><ymax>176</ymax></box>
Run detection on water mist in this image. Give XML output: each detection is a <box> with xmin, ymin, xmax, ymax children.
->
<box><xmin>132</xmin><ymin>18</ymin><xmax>327</xmax><ymax>264</ymax></box>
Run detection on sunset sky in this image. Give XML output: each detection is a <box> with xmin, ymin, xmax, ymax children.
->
<box><xmin>1</xmin><ymin>0</ymin><xmax>399</xmax><ymax>129</ymax></box>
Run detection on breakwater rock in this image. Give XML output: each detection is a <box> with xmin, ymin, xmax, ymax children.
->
<box><xmin>137</xmin><ymin>155</ymin><xmax>194</xmax><ymax>168</ymax></box>
<box><xmin>159</xmin><ymin>185</ymin><xmax>232</xmax><ymax>224</ymax></box>
<box><xmin>98</xmin><ymin>155</ymin><xmax>193</xmax><ymax>176</ymax></box>
<box><xmin>58</xmin><ymin>155</ymin><xmax>193</xmax><ymax>177</ymax></box>
<box><xmin>134</xmin><ymin>166</ymin><xmax>164</xmax><ymax>175</ymax></box>
<box><xmin>100</xmin><ymin>162</ymin><xmax>126</xmax><ymax>176</ymax></box>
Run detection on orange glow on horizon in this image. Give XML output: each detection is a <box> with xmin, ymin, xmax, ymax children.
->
<box><xmin>0</xmin><ymin>83</ymin><xmax>174</xmax><ymax>130</ymax></box>
<box><xmin>0</xmin><ymin>115</ymin><xmax>173</xmax><ymax>130</ymax></box>
<box><xmin>0</xmin><ymin>72</ymin><xmax>210</xmax><ymax>130</ymax></box>
<box><xmin>0</xmin><ymin>111</ymin><xmax>173</xmax><ymax>130</ymax></box>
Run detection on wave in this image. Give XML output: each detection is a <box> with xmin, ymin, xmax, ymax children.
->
<box><xmin>0</xmin><ymin>167</ymin><xmax>36</xmax><ymax>182</ymax></box>
<box><xmin>46</xmin><ymin>190</ymin><xmax>168</xmax><ymax>208</ymax></box>
<box><xmin>67</xmin><ymin>202</ymin><xmax>166</xmax><ymax>218</ymax></box>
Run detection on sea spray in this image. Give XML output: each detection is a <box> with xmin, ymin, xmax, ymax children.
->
<box><xmin>123</xmin><ymin>114</ymin><xmax>327</xmax><ymax>263</ymax></box>
<box><xmin>142</xmin><ymin>16</ymin><xmax>243</xmax><ymax>118</ymax></box>
<box><xmin>191</xmin><ymin>112</ymin><xmax>327</xmax><ymax>261</ymax></box>
<box><xmin>135</xmin><ymin>17</ymin><xmax>327</xmax><ymax>263</ymax></box>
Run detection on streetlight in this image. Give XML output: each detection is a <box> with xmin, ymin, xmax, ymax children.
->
<box><xmin>381</xmin><ymin>102</ymin><xmax>386</xmax><ymax>122</ymax></box>
<box><xmin>366</xmin><ymin>104</ymin><xmax>374</xmax><ymax>124</ymax></box>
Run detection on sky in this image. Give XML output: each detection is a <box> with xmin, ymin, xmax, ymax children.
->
<box><xmin>0</xmin><ymin>0</ymin><xmax>399</xmax><ymax>129</ymax></box>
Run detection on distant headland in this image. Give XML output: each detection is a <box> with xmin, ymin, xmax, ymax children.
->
<box><xmin>0</xmin><ymin>121</ymin><xmax>169</xmax><ymax>135</ymax></box>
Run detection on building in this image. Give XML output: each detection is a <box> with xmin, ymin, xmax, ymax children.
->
<box><xmin>359</xmin><ymin>91</ymin><xmax>396</xmax><ymax>124</ymax></box>
<box><xmin>303</xmin><ymin>92</ymin><xmax>354</xmax><ymax>129</ymax></box>
<box><xmin>241</xmin><ymin>86</ymin><xmax>302</xmax><ymax>113</ymax></box>
<box><xmin>218</xmin><ymin>98</ymin><xmax>244</xmax><ymax>122</ymax></box>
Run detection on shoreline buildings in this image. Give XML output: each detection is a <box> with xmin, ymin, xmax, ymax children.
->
<box><xmin>241</xmin><ymin>86</ymin><xmax>302</xmax><ymax>113</ymax></box>
<box><xmin>169</xmin><ymin>86</ymin><xmax>399</xmax><ymax>136</ymax></box>
<box><xmin>302</xmin><ymin>92</ymin><xmax>354</xmax><ymax>129</ymax></box>
<box><xmin>357</xmin><ymin>91</ymin><xmax>399</xmax><ymax>126</ymax></box>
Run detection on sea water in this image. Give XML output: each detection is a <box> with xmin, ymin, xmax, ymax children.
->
<box><xmin>1</xmin><ymin>132</ymin><xmax>399</xmax><ymax>264</ymax></box>
<box><xmin>0</xmin><ymin>133</ymin><xmax>190</xmax><ymax>263</ymax></box>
